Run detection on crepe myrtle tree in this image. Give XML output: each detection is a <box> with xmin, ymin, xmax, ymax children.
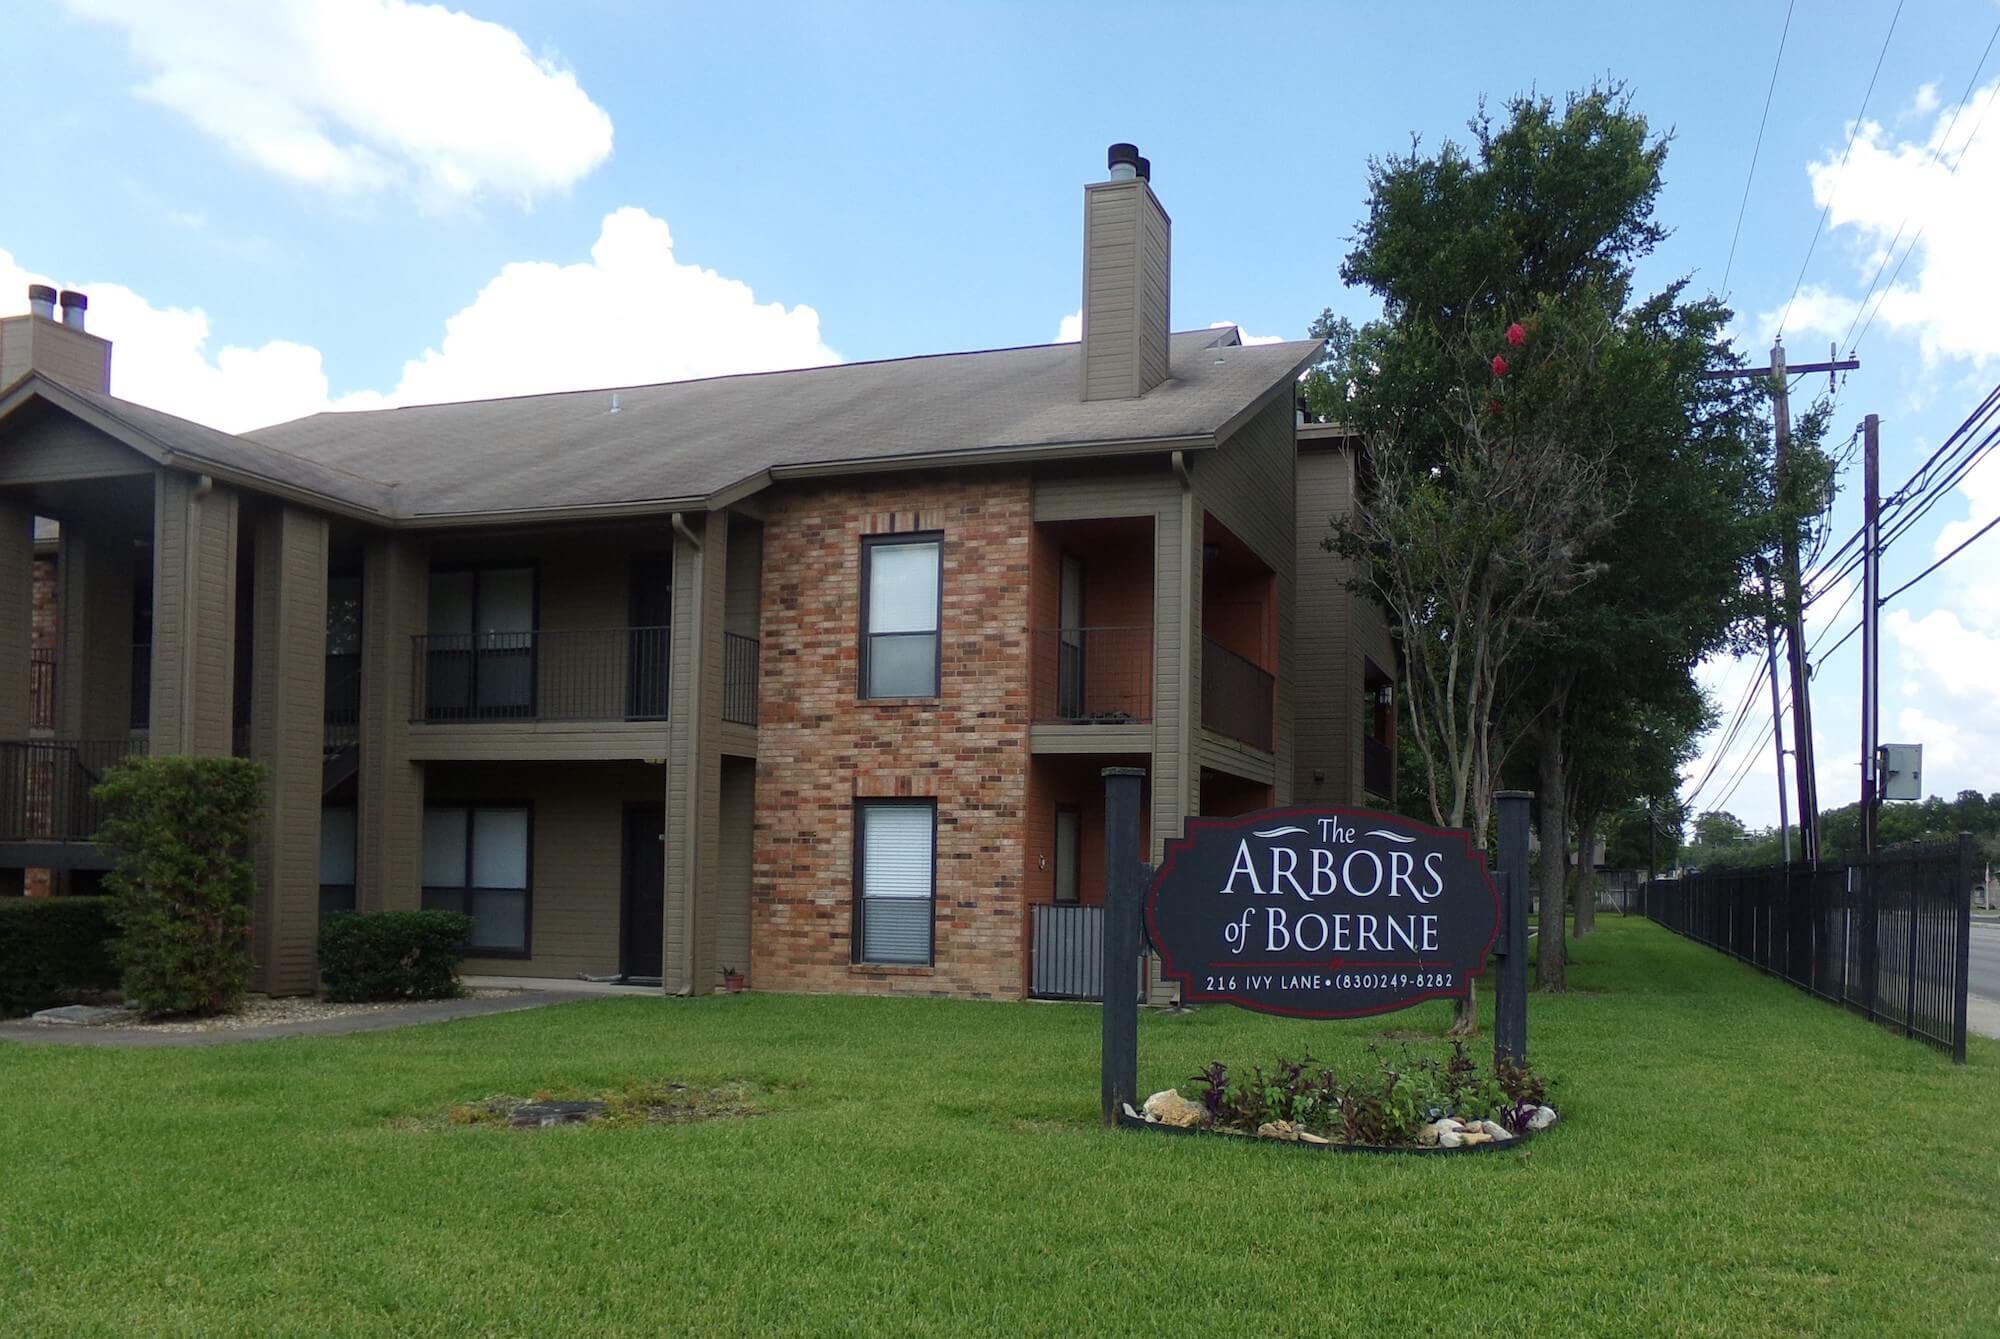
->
<box><xmin>1307</xmin><ymin>81</ymin><xmax>1802</xmax><ymax>1002</ymax></box>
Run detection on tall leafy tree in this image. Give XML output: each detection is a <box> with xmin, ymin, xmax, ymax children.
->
<box><xmin>1309</xmin><ymin>83</ymin><xmax>1798</xmax><ymax>1001</ymax></box>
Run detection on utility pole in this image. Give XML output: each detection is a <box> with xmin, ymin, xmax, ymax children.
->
<box><xmin>1701</xmin><ymin>344</ymin><xmax>1856</xmax><ymax>868</ymax></box>
<box><xmin>1770</xmin><ymin>342</ymin><xmax>1821</xmax><ymax>867</ymax></box>
<box><xmin>1860</xmin><ymin>412</ymin><xmax>1881</xmax><ymax>859</ymax></box>
<box><xmin>1758</xmin><ymin>561</ymin><xmax>1791</xmax><ymax>868</ymax></box>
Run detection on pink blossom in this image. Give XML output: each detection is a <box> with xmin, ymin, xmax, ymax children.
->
<box><xmin>1491</xmin><ymin>355</ymin><xmax>1510</xmax><ymax>377</ymax></box>
<box><xmin>1505</xmin><ymin>322</ymin><xmax>1526</xmax><ymax>347</ymax></box>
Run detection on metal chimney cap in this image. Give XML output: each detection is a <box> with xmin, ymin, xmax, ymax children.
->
<box><xmin>57</xmin><ymin>289</ymin><xmax>87</xmax><ymax>331</ymax></box>
<box><xmin>27</xmin><ymin>283</ymin><xmax>57</xmax><ymax>304</ymax></box>
<box><xmin>57</xmin><ymin>289</ymin><xmax>87</xmax><ymax>311</ymax></box>
<box><xmin>1107</xmin><ymin>142</ymin><xmax>1142</xmax><ymax>181</ymax></box>
<box><xmin>1135</xmin><ymin>155</ymin><xmax>1151</xmax><ymax>182</ymax></box>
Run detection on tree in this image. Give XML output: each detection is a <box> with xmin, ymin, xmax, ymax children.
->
<box><xmin>1310</xmin><ymin>82</ymin><xmax>1794</xmax><ymax>997</ymax></box>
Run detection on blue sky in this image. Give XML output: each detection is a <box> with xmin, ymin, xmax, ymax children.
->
<box><xmin>3</xmin><ymin>1</ymin><xmax>1996</xmax><ymax>831</ymax></box>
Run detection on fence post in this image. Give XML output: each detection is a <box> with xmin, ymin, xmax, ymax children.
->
<box><xmin>1954</xmin><ymin>832</ymin><xmax>1974</xmax><ymax>1065</ymax></box>
<box><xmin>1860</xmin><ymin>858</ymin><xmax>1879</xmax><ymax>1023</ymax></box>
<box><xmin>1494</xmin><ymin>790</ymin><xmax>1531</xmax><ymax>1067</ymax></box>
<box><xmin>1100</xmin><ymin>766</ymin><xmax>1146</xmax><ymax>1126</ymax></box>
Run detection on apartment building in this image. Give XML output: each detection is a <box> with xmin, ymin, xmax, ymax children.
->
<box><xmin>0</xmin><ymin>145</ymin><xmax>1394</xmax><ymax>1001</ymax></box>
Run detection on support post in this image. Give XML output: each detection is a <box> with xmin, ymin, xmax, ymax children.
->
<box><xmin>1101</xmin><ymin>766</ymin><xmax>1146</xmax><ymax>1126</ymax></box>
<box><xmin>1954</xmin><ymin>832</ymin><xmax>1974</xmax><ymax>1065</ymax></box>
<box><xmin>1494</xmin><ymin>789</ymin><xmax>1532</xmax><ymax>1066</ymax></box>
<box><xmin>1771</xmin><ymin>343</ymin><xmax>1821</xmax><ymax>866</ymax></box>
<box><xmin>1860</xmin><ymin>413</ymin><xmax>1881</xmax><ymax>861</ymax></box>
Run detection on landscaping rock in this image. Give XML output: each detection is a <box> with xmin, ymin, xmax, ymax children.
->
<box><xmin>1141</xmin><ymin>1090</ymin><xmax>1206</xmax><ymax>1128</ymax></box>
<box><xmin>1296</xmin><ymin>1131</ymin><xmax>1331</xmax><ymax>1146</ymax></box>
<box><xmin>1458</xmin><ymin>1131</ymin><xmax>1493</xmax><ymax>1147</ymax></box>
<box><xmin>30</xmin><ymin>1005</ymin><xmax>134</xmax><ymax>1027</ymax></box>
<box><xmin>508</xmin><ymin>1100</ymin><xmax>605</xmax><ymax>1129</ymax></box>
<box><xmin>1437</xmin><ymin>1129</ymin><xmax>1465</xmax><ymax>1148</ymax></box>
<box><xmin>1418</xmin><ymin>1120</ymin><xmax>1455</xmax><ymax>1146</ymax></box>
<box><xmin>1477</xmin><ymin>1120</ymin><xmax>1512</xmax><ymax>1141</ymax></box>
<box><xmin>1527</xmin><ymin>1105</ymin><xmax>1557</xmax><ymax>1131</ymax></box>
<box><xmin>1255</xmin><ymin>1121</ymin><xmax>1302</xmax><ymax>1142</ymax></box>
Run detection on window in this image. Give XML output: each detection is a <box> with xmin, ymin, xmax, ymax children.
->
<box><xmin>319</xmin><ymin>806</ymin><xmax>356</xmax><ymax>919</ymax></box>
<box><xmin>854</xmin><ymin>800</ymin><xmax>935</xmax><ymax>965</ymax></box>
<box><xmin>861</xmin><ymin>536</ymin><xmax>940</xmax><ymax>698</ymax></box>
<box><xmin>425</xmin><ymin>565</ymin><xmax>535</xmax><ymax>719</ymax></box>
<box><xmin>1054</xmin><ymin>805</ymin><xmax>1081</xmax><ymax>904</ymax></box>
<box><xmin>422</xmin><ymin>804</ymin><xmax>531</xmax><ymax>955</ymax></box>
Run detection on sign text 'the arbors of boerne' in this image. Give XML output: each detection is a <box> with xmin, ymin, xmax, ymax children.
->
<box><xmin>1143</xmin><ymin>808</ymin><xmax>1500</xmax><ymax>1018</ymax></box>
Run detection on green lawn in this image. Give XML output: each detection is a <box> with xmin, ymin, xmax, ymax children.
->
<box><xmin>2</xmin><ymin>918</ymin><xmax>1995</xmax><ymax>1338</ymax></box>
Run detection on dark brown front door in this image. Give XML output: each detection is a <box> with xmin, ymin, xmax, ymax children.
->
<box><xmin>622</xmin><ymin>805</ymin><xmax>666</xmax><ymax>980</ymax></box>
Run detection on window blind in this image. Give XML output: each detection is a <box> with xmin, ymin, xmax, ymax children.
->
<box><xmin>860</xmin><ymin>802</ymin><xmax>933</xmax><ymax>964</ymax></box>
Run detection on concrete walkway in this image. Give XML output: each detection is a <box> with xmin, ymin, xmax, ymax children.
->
<box><xmin>0</xmin><ymin>989</ymin><xmax>601</xmax><ymax>1048</ymax></box>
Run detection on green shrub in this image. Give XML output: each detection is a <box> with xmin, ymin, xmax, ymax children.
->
<box><xmin>318</xmin><ymin>911</ymin><xmax>473</xmax><ymax>1002</ymax></box>
<box><xmin>0</xmin><ymin>897</ymin><xmax>120</xmax><ymax>1016</ymax></box>
<box><xmin>93</xmin><ymin>755</ymin><xmax>263</xmax><ymax>1018</ymax></box>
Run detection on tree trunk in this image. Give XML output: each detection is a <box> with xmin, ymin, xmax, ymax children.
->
<box><xmin>1448</xmin><ymin>980</ymin><xmax>1478</xmax><ymax>1035</ymax></box>
<box><xmin>1572</xmin><ymin>811</ymin><xmax>1599</xmax><ymax>937</ymax></box>
<box><xmin>1536</xmin><ymin>717</ymin><xmax>1568</xmax><ymax>992</ymax></box>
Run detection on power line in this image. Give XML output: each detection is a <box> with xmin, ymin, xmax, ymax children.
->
<box><xmin>1778</xmin><ymin>0</ymin><xmax>1904</xmax><ymax>337</ymax></box>
<box><xmin>1843</xmin><ymin>16</ymin><xmax>2000</xmax><ymax>353</ymax></box>
<box><xmin>1721</xmin><ymin>0</ymin><xmax>1797</xmax><ymax>297</ymax></box>
<box><xmin>1881</xmin><ymin>510</ymin><xmax>2000</xmax><ymax>604</ymax></box>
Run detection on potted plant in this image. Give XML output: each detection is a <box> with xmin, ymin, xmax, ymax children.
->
<box><xmin>720</xmin><ymin>966</ymin><xmax>745</xmax><ymax>994</ymax></box>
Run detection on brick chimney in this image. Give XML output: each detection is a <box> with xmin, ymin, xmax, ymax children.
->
<box><xmin>1080</xmin><ymin>142</ymin><xmax>1171</xmax><ymax>401</ymax></box>
<box><xmin>1</xmin><ymin>283</ymin><xmax>112</xmax><ymax>393</ymax></box>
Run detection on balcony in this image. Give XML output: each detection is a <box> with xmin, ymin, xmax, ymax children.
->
<box><xmin>722</xmin><ymin>633</ymin><xmax>759</xmax><ymax>727</ymax></box>
<box><xmin>29</xmin><ymin>650</ymin><xmax>54</xmax><ymax>730</ymax></box>
<box><xmin>412</xmin><ymin>627</ymin><xmax>672</xmax><ymax>724</ymax></box>
<box><xmin>1030</xmin><ymin>627</ymin><xmax>1152</xmax><ymax>725</ymax></box>
<box><xmin>1201</xmin><ymin>637</ymin><xmax>1274</xmax><ymax>752</ymax></box>
<box><xmin>0</xmin><ymin>736</ymin><xmax>147</xmax><ymax>853</ymax></box>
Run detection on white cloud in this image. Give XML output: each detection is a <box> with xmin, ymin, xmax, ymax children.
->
<box><xmin>346</xmin><ymin>207</ymin><xmax>835</xmax><ymax>410</ymax></box>
<box><xmin>1775</xmin><ymin>79</ymin><xmax>2000</xmax><ymax>363</ymax></box>
<box><xmin>1208</xmin><ymin>320</ymin><xmax>1287</xmax><ymax>346</ymax></box>
<box><xmin>65</xmin><ymin>0</ymin><xmax>612</xmax><ymax>207</ymax></box>
<box><xmin>1056</xmin><ymin>310</ymin><xmax>1081</xmax><ymax>343</ymax></box>
<box><xmin>1</xmin><ymin>250</ymin><xmax>336</xmax><ymax>432</ymax></box>
<box><xmin>4</xmin><ymin>206</ymin><xmax>837</xmax><ymax>427</ymax></box>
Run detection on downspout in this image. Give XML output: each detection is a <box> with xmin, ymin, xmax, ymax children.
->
<box><xmin>1170</xmin><ymin>451</ymin><xmax>1197</xmax><ymax>1006</ymax></box>
<box><xmin>668</xmin><ymin>513</ymin><xmax>703</xmax><ymax>994</ymax></box>
<box><xmin>671</xmin><ymin>511</ymin><xmax>702</xmax><ymax>551</ymax></box>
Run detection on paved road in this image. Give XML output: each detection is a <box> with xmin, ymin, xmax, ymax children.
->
<box><xmin>1971</xmin><ymin>918</ymin><xmax>2000</xmax><ymax>1005</ymax></box>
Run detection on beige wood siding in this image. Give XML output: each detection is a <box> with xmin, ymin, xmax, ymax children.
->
<box><xmin>1080</xmin><ymin>180</ymin><xmax>1171</xmax><ymax>401</ymax></box>
<box><xmin>0</xmin><ymin>415</ymin><xmax>150</xmax><ymax>485</ymax></box>
<box><xmin>359</xmin><ymin>531</ymin><xmax>426</xmax><ymax>911</ymax></box>
<box><xmin>149</xmin><ymin>472</ymin><xmax>238</xmax><ymax>756</ymax></box>
<box><xmin>429</xmin><ymin>760</ymin><xmax>665</xmax><ymax>979</ymax></box>
<box><xmin>724</xmin><ymin>517</ymin><xmax>763</xmax><ymax>637</ymax></box>
<box><xmin>1190</xmin><ymin>394</ymin><xmax>1299</xmax><ymax>800</ymax></box>
<box><xmin>0</xmin><ymin>317</ymin><xmax>112</xmax><ymax>395</ymax></box>
<box><xmin>56</xmin><ymin>528</ymin><xmax>134</xmax><ymax>739</ymax></box>
<box><xmin>1294</xmin><ymin>445</ymin><xmax>1359</xmax><ymax>801</ymax></box>
<box><xmin>248</xmin><ymin>504</ymin><xmax>329</xmax><ymax>994</ymax></box>
<box><xmin>0</xmin><ymin>496</ymin><xmax>30</xmax><ymax>736</ymax></box>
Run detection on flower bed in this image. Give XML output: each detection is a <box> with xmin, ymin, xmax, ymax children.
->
<box><xmin>1127</xmin><ymin>1042</ymin><xmax>1558</xmax><ymax>1152</ymax></box>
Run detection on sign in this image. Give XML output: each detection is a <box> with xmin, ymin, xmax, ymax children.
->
<box><xmin>1144</xmin><ymin>806</ymin><xmax>1500</xmax><ymax>1019</ymax></box>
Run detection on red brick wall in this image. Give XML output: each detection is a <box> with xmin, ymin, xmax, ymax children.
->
<box><xmin>751</xmin><ymin>471</ymin><xmax>1033</xmax><ymax>999</ymax></box>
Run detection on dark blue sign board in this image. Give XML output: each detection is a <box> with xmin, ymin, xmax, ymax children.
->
<box><xmin>1143</xmin><ymin>807</ymin><xmax>1501</xmax><ymax>1020</ymax></box>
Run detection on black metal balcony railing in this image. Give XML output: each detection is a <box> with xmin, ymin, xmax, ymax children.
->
<box><xmin>411</xmin><ymin>627</ymin><xmax>672</xmax><ymax>724</ymax></box>
<box><xmin>1364</xmin><ymin>736</ymin><xmax>1394</xmax><ymax>799</ymax></box>
<box><xmin>29</xmin><ymin>650</ymin><xmax>55</xmax><ymax>730</ymax></box>
<box><xmin>723</xmin><ymin>633</ymin><xmax>759</xmax><ymax>726</ymax></box>
<box><xmin>1201</xmin><ymin>637</ymin><xmax>1275</xmax><ymax>751</ymax></box>
<box><xmin>0</xmin><ymin>737</ymin><xmax>147</xmax><ymax>843</ymax></box>
<box><xmin>1030</xmin><ymin>627</ymin><xmax>1152</xmax><ymax>724</ymax></box>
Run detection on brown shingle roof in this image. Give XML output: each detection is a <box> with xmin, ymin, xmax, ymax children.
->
<box><xmin>247</xmin><ymin>330</ymin><xmax>1317</xmax><ymax>520</ymax></box>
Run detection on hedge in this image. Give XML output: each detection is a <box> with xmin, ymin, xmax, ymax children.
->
<box><xmin>318</xmin><ymin>910</ymin><xmax>473</xmax><ymax>1002</ymax></box>
<box><xmin>0</xmin><ymin>896</ymin><xmax>120</xmax><ymax>1016</ymax></box>
<box><xmin>94</xmin><ymin>755</ymin><xmax>262</xmax><ymax>1017</ymax></box>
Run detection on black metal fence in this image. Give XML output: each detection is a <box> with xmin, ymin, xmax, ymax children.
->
<box><xmin>0</xmin><ymin>737</ymin><xmax>147</xmax><ymax>843</ymax></box>
<box><xmin>411</xmin><ymin>627</ymin><xmax>671</xmax><ymax>723</ymax></box>
<box><xmin>1645</xmin><ymin>836</ymin><xmax>1976</xmax><ymax>1061</ymax></box>
<box><xmin>1200</xmin><ymin>638</ymin><xmax>1274</xmax><ymax>751</ymax></box>
<box><xmin>723</xmin><ymin>633</ymin><xmax>759</xmax><ymax>726</ymax></box>
<box><xmin>1030</xmin><ymin>627</ymin><xmax>1153</xmax><ymax>725</ymax></box>
<box><xmin>29</xmin><ymin>650</ymin><xmax>55</xmax><ymax>730</ymax></box>
<box><xmin>1029</xmin><ymin>903</ymin><xmax>1146</xmax><ymax>1002</ymax></box>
